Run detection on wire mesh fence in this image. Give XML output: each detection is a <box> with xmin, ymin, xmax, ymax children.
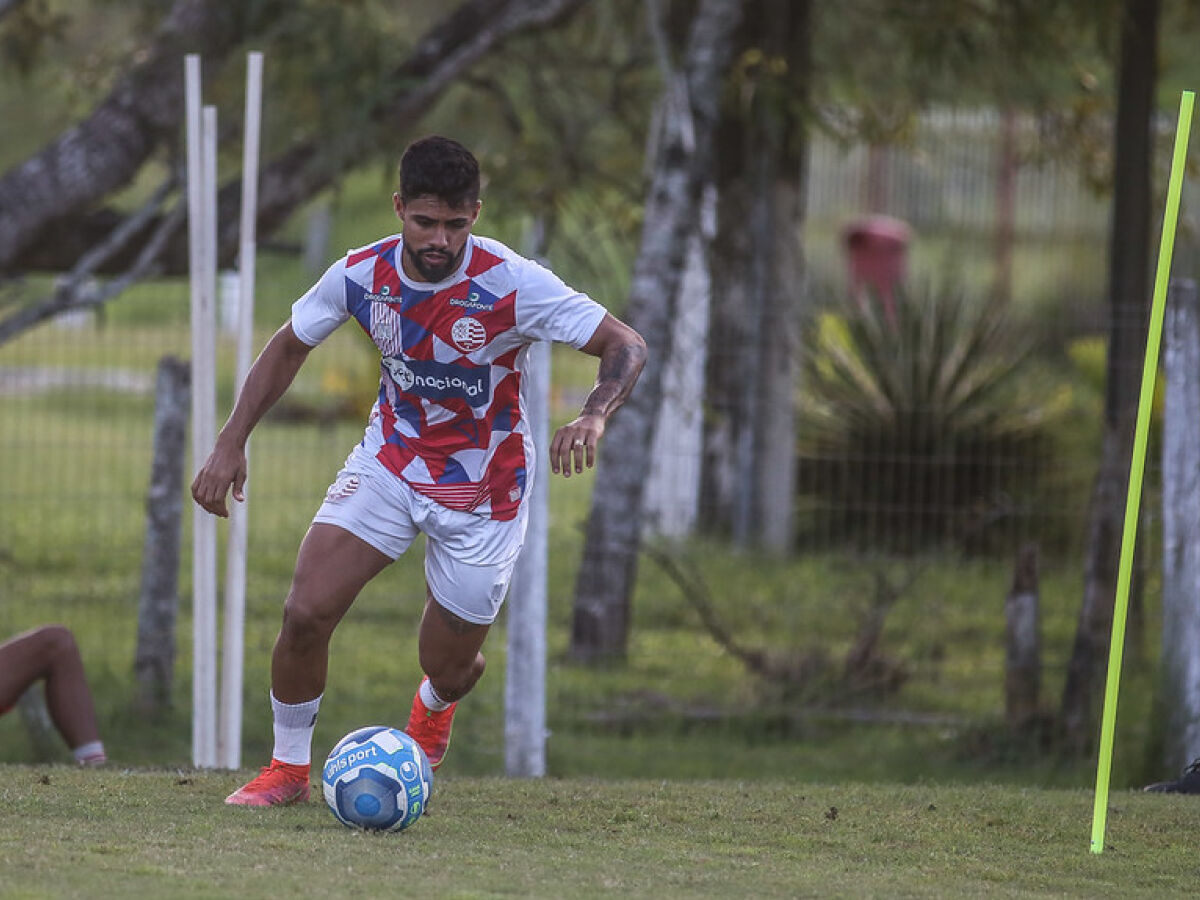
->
<box><xmin>0</xmin><ymin>107</ymin><xmax>1178</xmax><ymax>783</ymax></box>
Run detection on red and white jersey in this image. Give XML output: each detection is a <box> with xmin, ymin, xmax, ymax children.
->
<box><xmin>291</xmin><ymin>233</ymin><xmax>607</xmax><ymax>521</ymax></box>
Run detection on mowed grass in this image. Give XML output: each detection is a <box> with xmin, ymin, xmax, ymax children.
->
<box><xmin>2</xmin><ymin>766</ymin><xmax>1198</xmax><ymax>899</ymax></box>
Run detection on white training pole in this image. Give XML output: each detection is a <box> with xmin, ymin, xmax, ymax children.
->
<box><xmin>197</xmin><ymin>102</ymin><xmax>221</xmax><ymax>769</ymax></box>
<box><xmin>219</xmin><ymin>51</ymin><xmax>263</xmax><ymax>771</ymax></box>
<box><xmin>184</xmin><ymin>57</ymin><xmax>207</xmax><ymax>769</ymax></box>
<box><xmin>186</xmin><ymin>53</ymin><xmax>219</xmax><ymax>770</ymax></box>
<box><xmin>505</xmin><ymin>339</ymin><xmax>550</xmax><ymax>777</ymax></box>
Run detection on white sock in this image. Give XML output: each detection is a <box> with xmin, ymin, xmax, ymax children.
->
<box><xmin>72</xmin><ymin>741</ymin><xmax>107</xmax><ymax>766</ymax></box>
<box><xmin>271</xmin><ymin>692</ymin><xmax>322</xmax><ymax>765</ymax></box>
<box><xmin>419</xmin><ymin>678</ymin><xmax>452</xmax><ymax>712</ymax></box>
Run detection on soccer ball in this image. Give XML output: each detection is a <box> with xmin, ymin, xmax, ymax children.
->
<box><xmin>322</xmin><ymin>725</ymin><xmax>433</xmax><ymax>832</ymax></box>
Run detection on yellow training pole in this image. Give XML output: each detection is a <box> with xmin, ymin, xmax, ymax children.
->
<box><xmin>1090</xmin><ymin>89</ymin><xmax>1194</xmax><ymax>855</ymax></box>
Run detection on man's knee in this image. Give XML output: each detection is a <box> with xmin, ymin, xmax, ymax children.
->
<box><xmin>278</xmin><ymin>591</ymin><xmax>341</xmax><ymax>647</ymax></box>
<box><xmin>35</xmin><ymin>625</ymin><xmax>78</xmax><ymax>664</ymax></box>
<box><xmin>421</xmin><ymin>651</ymin><xmax>485</xmax><ymax>702</ymax></box>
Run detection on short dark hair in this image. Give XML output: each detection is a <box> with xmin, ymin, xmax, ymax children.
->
<box><xmin>399</xmin><ymin>135</ymin><xmax>480</xmax><ymax>207</ymax></box>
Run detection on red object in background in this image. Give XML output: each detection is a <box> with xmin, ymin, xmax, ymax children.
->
<box><xmin>843</xmin><ymin>215</ymin><xmax>912</xmax><ymax>326</ymax></box>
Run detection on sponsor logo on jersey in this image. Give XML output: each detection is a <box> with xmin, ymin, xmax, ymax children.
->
<box><xmin>383</xmin><ymin>356</ymin><xmax>490</xmax><ymax>408</ymax></box>
<box><xmin>451</xmin><ymin>317</ymin><xmax>487</xmax><ymax>352</ymax></box>
<box><xmin>449</xmin><ymin>289</ymin><xmax>495</xmax><ymax>312</ymax></box>
<box><xmin>363</xmin><ymin>284</ymin><xmax>396</xmax><ymax>303</ymax></box>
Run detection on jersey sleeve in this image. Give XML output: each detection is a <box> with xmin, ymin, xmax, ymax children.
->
<box><xmin>513</xmin><ymin>258</ymin><xmax>608</xmax><ymax>348</ymax></box>
<box><xmin>289</xmin><ymin>258</ymin><xmax>350</xmax><ymax>347</ymax></box>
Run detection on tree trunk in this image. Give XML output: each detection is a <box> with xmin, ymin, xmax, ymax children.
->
<box><xmin>134</xmin><ymin>357</ymin><xmax>191</xmax><ymax>715</ymax></box>
<box><xmin>1160</xmin><ymin>278</ymin><xmax>1200</xmax><ymax>772</ymax></box>
<box><xmin>753</xmin><ymin>0</ymin><xmax>809</xmax><ymax>552</ymax></box>
<box><xmin>642</xmin><ymin>183</ymin><xmax>714</xmax><ymax>539</ymax></box>
<box><xmin>701</xmin><ymin>0</ymin><xmax>810</xmax><ymax>551</ymax></box>
<box><xmin>1060</xmin><ymin>0</ymin><xmax>1158</xmax><ymax>752</ymax></box>
<box><xmin>568</xmin><ymin>0</ymin><xmax>744</xmax><ymax>662</ymax></box>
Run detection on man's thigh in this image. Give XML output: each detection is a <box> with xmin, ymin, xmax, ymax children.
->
<box><xmin>311</xmin><ymin>455</ymin><xmax>421</xmax><ymax>560</ymax></box>
<box><xmin>420</xmin><ymin>499</ymin><xmax>527</xmax><ymax>626</ymax></box>
<box><xmin>287</xmin><ymin>523</ymin><xmax>393</xmax><ymax>622</ymax></box>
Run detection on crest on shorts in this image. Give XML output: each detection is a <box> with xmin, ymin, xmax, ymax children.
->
<box><xmin>325</xmin><ymin>474</ymin><xmax>360</xmax><ymax>502</ymax></box>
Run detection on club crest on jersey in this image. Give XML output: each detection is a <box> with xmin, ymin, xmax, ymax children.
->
<box><xmin>451</xmin><ymin>317</ymin><xmax>487</xmax><ymax>353</ymax></box>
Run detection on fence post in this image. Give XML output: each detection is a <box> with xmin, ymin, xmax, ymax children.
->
<box><xmin>134</xmin><ymin>356</ymin><xmax>190</xmax><ymax>714</ymax></box>
<box><xmin>505</xmin><ymin>339</ymin><xmax>550</xmax><ymax>777</ymax></box>
<box><xmin>1004</xmin><ymin>541</ymin><xmax>1041</xmax><ymax>731</ymax></box>
<box><xmin>1161</xmin><ymin>277</ymin><xmax>1200</xmax><ymax>772</ymax></box>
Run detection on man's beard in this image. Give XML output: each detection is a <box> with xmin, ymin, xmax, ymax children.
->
<box><xmin>405</xmin><ymin>244</ymin><xmax>462</xmax><ymax>282</ymax></box>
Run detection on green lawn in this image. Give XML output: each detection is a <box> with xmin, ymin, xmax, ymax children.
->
<box><xmin>2</xmin><ymin>767</ymin><xmax>1198</xmax><ymax>899</ymax></box>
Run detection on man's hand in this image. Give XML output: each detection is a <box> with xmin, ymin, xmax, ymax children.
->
<box><xmin>188</xmin><ymin>322</ymin><xmax>312</xmax><ymax>516</ymax></box>
<box><xmin>550</xmin><ymin>413</ymin><xmax>606</xmax><ymax>477</ymax></box>
<box><xmin>191</xmin><ymin>437</ymin><xmax>248</xmax><ymax>518</ymax></box>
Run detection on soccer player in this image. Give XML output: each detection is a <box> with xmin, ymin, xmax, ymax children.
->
<box><xmin>0</xmin><ymin>625</ymin><xmax>108</xmax><ymax>766</ymax></box>
<box><xmin>192</xmin><ymin>135</ymin><xmax>647</xmax><ymax>806</ymax></box>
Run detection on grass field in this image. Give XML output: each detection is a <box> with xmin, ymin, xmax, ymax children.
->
<box><xmin>3</xmin><ymin>766</ymin><xmax>1199</xmax><ymax>899</ymax></box>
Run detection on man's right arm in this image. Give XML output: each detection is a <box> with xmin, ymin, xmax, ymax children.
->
<box><xmin>191</xmin><ymin>322</ymin><xmax>313</xmax><ymax>517</ymax></box>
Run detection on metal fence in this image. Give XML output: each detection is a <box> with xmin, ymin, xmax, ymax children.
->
<box><xmin>0</xmin><ymin>107</ymin><xmax>1177</xmax><ymax>781</ymax></box>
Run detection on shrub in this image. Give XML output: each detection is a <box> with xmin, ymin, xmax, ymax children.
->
<box><xmin>797</xmin><ymin>284</ymin><xmax>1067</xmax><ymax>554</ymax></box>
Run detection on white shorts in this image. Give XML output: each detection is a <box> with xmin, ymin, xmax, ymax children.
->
<box><xmin>312</xmin><ymin>445</ymin><xmax>528</xmax><ymax>625</ymax></box>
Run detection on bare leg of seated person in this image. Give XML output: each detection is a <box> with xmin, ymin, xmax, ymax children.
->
<box><xmin>0</xmin><ymin>625</ymin><xmax>107</xmax><ymax>765</ymax></box>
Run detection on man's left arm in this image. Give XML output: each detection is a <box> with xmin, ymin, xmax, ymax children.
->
<box><xmin>550</xmin><ymin>313</ymin><xmax>647</xmax><ymax>477</ymax></box>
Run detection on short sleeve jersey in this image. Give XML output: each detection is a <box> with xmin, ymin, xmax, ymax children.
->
<box><xmin>290</xmin><ymin>233</ymin><xmax>607</xmax><ymax>521</ymax></box>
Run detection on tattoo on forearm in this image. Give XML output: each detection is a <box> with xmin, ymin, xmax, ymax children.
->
<box><xmin>581</xmin><ymin>344</ymin><xmax>644</xmax><ymax>418</ymax></box>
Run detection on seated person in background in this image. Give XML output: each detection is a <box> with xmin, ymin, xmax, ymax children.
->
<box><xmin>0</xmin><ymin>625</ymin><xmax>107</xmax><ymax>765</ymax></box>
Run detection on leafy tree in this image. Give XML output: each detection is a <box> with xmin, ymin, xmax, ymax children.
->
<box><xmin>0</xmin><ymin>0</ymin><xmax>594</xmax><ymax>343</ymax></box>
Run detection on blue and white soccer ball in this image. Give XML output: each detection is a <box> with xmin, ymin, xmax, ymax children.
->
<box><xmin>322</xmin><ymin>725</ymin><xmax>433</xmax><ymax>832</ymax></box>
